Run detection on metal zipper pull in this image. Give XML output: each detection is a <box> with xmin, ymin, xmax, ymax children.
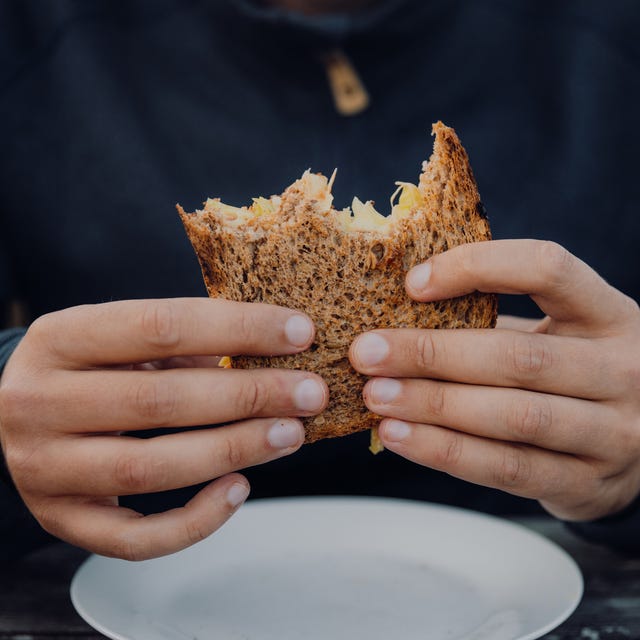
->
<box><xmin>322</xmin><ymin>49</ymin><xmax>370</xmax><ymax>116</ymax></box>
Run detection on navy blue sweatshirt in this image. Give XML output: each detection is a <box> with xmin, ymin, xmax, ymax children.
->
<box><xmin>1</xmin><ymin>0</ymin><xmax>640</xmax><ymax>560</ymax></box>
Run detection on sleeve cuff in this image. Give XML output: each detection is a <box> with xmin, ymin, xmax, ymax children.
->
<box><xmin>0</xmin><ymin>327</ymin><xmax>26</xmax><ymax>373</ymax></box>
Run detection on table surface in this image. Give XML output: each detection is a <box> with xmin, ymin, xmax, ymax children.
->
<box><xmin>1</xmin><ymin>516</ymin><xmax>639</xmax><ymax>640</ymax></box>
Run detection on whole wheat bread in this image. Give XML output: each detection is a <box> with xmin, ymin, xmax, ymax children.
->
<box><xmin>179</xmin><ymin>122</ymin><xmax>497</xmax><ymax>443</ymax></box>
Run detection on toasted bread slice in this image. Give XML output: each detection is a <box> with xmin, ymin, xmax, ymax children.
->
<box><xmin>179</xmin><ymin>122</ymin><xmax>497</xmax><ymax>443</ymax></box>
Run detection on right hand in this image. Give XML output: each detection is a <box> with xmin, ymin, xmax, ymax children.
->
<box><xmin>0</xmin><ymin>298</ymin><xmax>327</xmax><ymax>560</ymax></box>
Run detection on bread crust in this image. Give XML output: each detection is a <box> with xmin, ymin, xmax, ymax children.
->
<box><xmin>179</xmin><ymin>122</ymin><xmax>497</xmax><ymax>443</ymax></box>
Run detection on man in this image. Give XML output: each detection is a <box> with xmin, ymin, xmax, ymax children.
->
<box><xmin>1</xmin><ymin>0</ymin><xmax>639</xmax><ymax>561</ymax></box>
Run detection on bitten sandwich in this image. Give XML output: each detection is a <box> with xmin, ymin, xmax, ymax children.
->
<box><xmin>179</xmin><ymin>122</ymin><xmax>497</xmax><ymax>445</ymax></box>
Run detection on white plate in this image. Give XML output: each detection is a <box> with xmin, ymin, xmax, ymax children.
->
<box><xmin>71</xmin><ymin>497</ymin><xmax>582</xmax><ymax>640</ymax></box>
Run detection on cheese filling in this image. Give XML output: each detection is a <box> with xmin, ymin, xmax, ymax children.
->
<box><xmin>204</xmin><ymin>170</ymin><xmax>424</xmax><ymax>233</ymax></box>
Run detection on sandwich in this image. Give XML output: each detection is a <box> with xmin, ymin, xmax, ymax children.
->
<box><xmin>178</xmin><ymin>122</ymin><xmax>497</xmax><ymax>447</ymax></box>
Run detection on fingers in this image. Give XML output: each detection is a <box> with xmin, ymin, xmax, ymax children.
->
<box><xmin>377</xmin><ymin>419</ymin><xmax>588</xmax><ymax>504</ymax></box>
<box><xmin>39</xmin><ymin>474</ymin><xmax>250</xmax><ymax>560</ymax></box>
<box><xmin>405</xmin><ymin>240</ymin><xmax>636</xmax><ymax>329</ymax></box>
<box><xmin>26</xmin><ymin>368</ymin><xmax>328</xmax><ymax>433</ymax></box>
<box><xmin>28</xmin><ymin>298</ymin><xmax>315</xmax><ymax>367</ymax></box>
<box><xmin>363</xmin><ymin>377</ymin><xmax>618</xmax><ymax>458</ymax></box>
<box><xmin>25</xmin><ymin>418</ymin><xmax>305</xmax><ymax>497</ymax></box>
<box><xmin>350</xmin><ymin>328</ymin><xmax>618</xmax><ymax>400</ymax></box>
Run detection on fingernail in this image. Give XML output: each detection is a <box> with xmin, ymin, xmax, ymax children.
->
<box><xmin>383</xmin><ymin>419</ymin><xmax>411</xmax><ymax>442</ymax></box>
<box><xmin>353</xmin><ymin>333</ymin><xmax>390</xmax><ymax>367</ymax></box>
<box><xmin>406</xmin><ymin>262</ymin><xmax>432</xmax><ymax>293</ymax></box>
<box><xmin>268</xmin><ymin>418</ymin><xmax>304</xmax><ymax>448</ymax></box>
<box><xmin>369</xmin><ymin>378</ymin><xmax>402</xmax><ymax>404</ymax></box>
<box><xmin>227</xmin><ymin>482</ymin><xmax>250</xmax><ymax>508</ymax></box>
<box><xmin>285</xmin><ymin>315</ymin><xmax>314</xmax><ymax>347</ymax></box>
<box><xmin>294</xmin><ymin>378</ymin><xmax>326</xmax><ymax>413</ymax></box>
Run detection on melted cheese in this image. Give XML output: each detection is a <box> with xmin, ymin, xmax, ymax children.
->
<box><xmin>209</xmin><ymin>170</ymin><xmax>423</xmax><ymax>232</ymax></box>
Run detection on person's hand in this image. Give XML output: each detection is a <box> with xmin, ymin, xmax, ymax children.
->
<box><xmin>0</xmin><ymin>298</ymin><xmax>327</xmax><ymax>559</ymax></box>
<box><xmin>350</xmin><ymin>240</ymin><xmax>640</xmax><ymax>522</ymax></box>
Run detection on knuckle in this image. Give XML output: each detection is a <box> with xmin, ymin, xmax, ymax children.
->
<box><xmin>110</xmin><ymin>532</ymin><xmax>149</xmax><ymax>562</ymax></box>
<box><xmin>433</xmin><ymin>431</ymin><xmax>463</xmax><ymax>469</ymax></box>
<box><xmin>537</xmin><ymin>241</ymin><xmax>574</xmax><ymax>288</ymax></box>
<box><xmin>453</xmin><ymin>245</ymin><xmax>477</xmax><ymax>279</ymax></box>
<box><xmin>423</xmin><ymin>383</ymin><xmax>446</xmax><ymax>417</ymax></box>
<box><xmin>114</xmin><ymin>452</ymin><xmax>157</xmax><ymax>493</ymax></box>
<box><xmin>0</xmin><ymin>379</ymin><xmax>45</xmax><ymax>432</ymax></box>
<box><xmin>218</xmin><ymin>435</ymin><xmax>246</xmax><ymax>469</ymax></box>
<box><xmin>184</xmin><ymin>516</ymin><xmax>211</xmax><ymax>546</ymax></box>
<box><xmin>3</xmin><ymin>444</ymin><xmax>37</xmax><ymax>482</ymax></box>
<box><xmin>1</xmin><ymin>445</ymin><xmax>22</xmax><ymax>476</ymax></box>
<box><xmin>26</xmin><ymin>312</ymin><xmax>56</xmax><ymax>344</ymax></box>
<box><xmin>237</xmin><ymin>376</ymin><xmax>269</xmax><ymax>417</ymax></box>
<box><xmin>620</xmin><ymin>294</ymin><xmax>640</xmax><ymax>322</ymax></box>
<box><xmin>506</xmin><ymin>397</ymin><xmax>552</xmax><ymax>443</ymax></box>
<box><xmin>33</xmin><ymin>501</ymin><xmax>62</xmax><ymax>537</ymax></box>
<box><xmin>129</xmin><ymin>378</ymin><xmax>178</xmax><ymax>426</ymax></box>
<box><xmin>609</xmin><ymin>292</ymin><xmax>640</xmax><ymax>327</ymax></box>
<box><xmin>492</xmin><ymin>446</ymin><xmax>531</xmax><ymax>489</ymax></box>
<box><xmin>505</xmin><ymin>334</ymin><xmax>552</xmax><ymax>380</ymax></box>
<box><xmin>599</xmin><ymin>480</ymin><xmax>638</xmax><ymax>519</ymax></box>
<box><xmin>237</xmin><ymin>308</ymin><xmax>261</xmax><ymax>348</ymax></box>
<box><xmin>414</xmin><ymin>332</ymin><xmax>437</xmax><ymax>370</ymax></box>
<box><xmin>0</xmin><ymin>381</ymin><xmax>26</xmax><ymax>425</ymax></box>
<box><xmin>140</xmin><ymin>301</ymin><xmax>181</xmax><ymax>350</ymax></box>
<box><xmin>26</xmin><ymin>312</ymin><xmax>69</xmax><ymax>363</ymax></box>
<box><xmin>544</xmin><ymin>466</ymin><xmax>606</xmax><ymax>519</ymax></box>
<box><xmin>614</xmin><ymin>416</ymin><xmax>640</xmax><ymax>459</ymax></box>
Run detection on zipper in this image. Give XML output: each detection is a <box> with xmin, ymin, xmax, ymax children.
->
<box><xmin>322</xmin><ymin>49</ymin><xmax>370</xmax><ymax>117</ymax></box>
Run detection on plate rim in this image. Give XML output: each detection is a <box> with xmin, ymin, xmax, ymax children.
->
<box><xmin>70</xmin><ymin>496</ymin><xmax>584</xmax><ymax>640</ymax></box>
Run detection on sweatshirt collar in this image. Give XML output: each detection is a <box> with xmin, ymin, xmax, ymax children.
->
<box><xmin>229</xmin><ymin>0</ymin><xmax>418</xmax><ymax>42</ymax></box>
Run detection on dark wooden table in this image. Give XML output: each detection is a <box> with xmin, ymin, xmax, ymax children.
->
<box><xmin>1</xmin><ymin>517</ymin><xmax>639</xmax><ymax>640</ymax></box>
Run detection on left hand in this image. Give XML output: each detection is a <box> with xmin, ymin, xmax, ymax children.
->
<box><xmin>349</xmin><ymin>240</ymin><xmax>640</xmax><ymax>522</ymax></box>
